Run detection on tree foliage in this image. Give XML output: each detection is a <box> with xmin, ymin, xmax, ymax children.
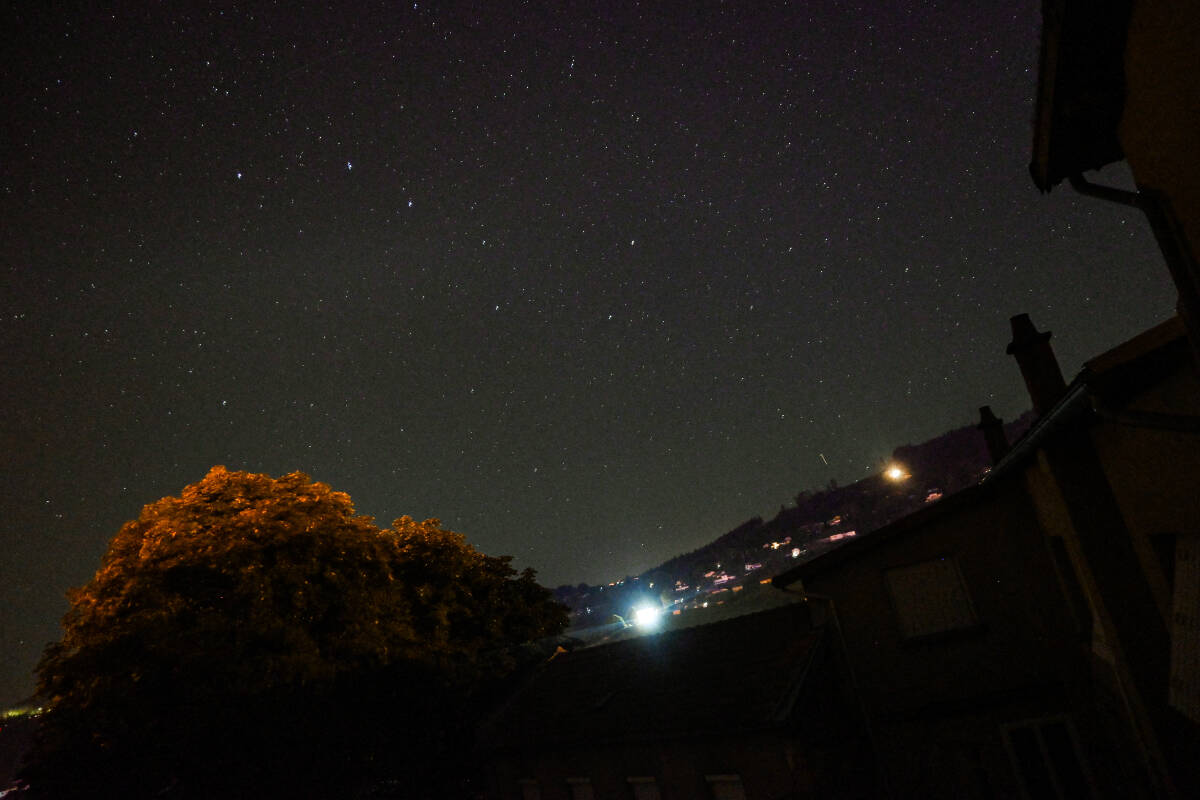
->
<box><xmin>27</xmin><ymin>466</ymin><xmax>567</xmax><ymax>798</ymax></box>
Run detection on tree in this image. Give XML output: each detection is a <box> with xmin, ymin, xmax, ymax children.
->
<box><xmin>26</xmin><ymin>466</ymin><xmax>567</xmax><ymax>798</ymax></box>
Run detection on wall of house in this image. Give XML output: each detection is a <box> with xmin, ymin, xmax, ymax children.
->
<box><xmin>1089</xmin><ymin>362</ymin><xmax>1200</xmax><ymax>623</ymax></box>
<box><xmin>1088</xmin><ymin>361</ymin><xmax>1200</xmax><ymax>587</ymax></box>
<box><xmin>1120</xmin><ymin>0</ymin><xmax>1200</xmax><ymax>261</ymax></box>
<box><xmin>1085</xmin><ymin>357</ymin><xmax>1200</xmax><ymax>792</ymax></box>
<box><xmin>1018</xmin><ymin>363</ymin><xmax>1200</xmax><ymax>800</ymax></box>
<box><xmin>796</xmin><ymin>481</ymin><xmax>1149</xmax><ymax>798</ymax></box>
<box><xmin>802</xmin><ymin>485</ymin><xmax>1071</xmax><ymax>709</ymax></box>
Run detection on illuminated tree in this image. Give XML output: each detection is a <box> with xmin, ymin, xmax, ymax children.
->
<box><xmin>27</xmin><ymin>466</ymin><xmax>566</xmax><ymax>798</ymax></box>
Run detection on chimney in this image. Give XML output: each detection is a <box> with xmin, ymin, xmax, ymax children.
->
<box><xmin>1006</xmin><ymin>314</ymin><xmax>1067</xmax><ymax>416</ymax></box>
<box><xmin>977</xmin><ymin>405</ymin><xmax>1009</xmax><ymax>464</ymax></box>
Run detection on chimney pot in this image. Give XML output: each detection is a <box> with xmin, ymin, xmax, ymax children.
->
<box><xmin>977</xmin><ymin>405</ymin><xmax>1009</xmax><ymax>464</ymax></box>
<box><xmin>1006</xmin><ymin>314</ymin><xmax>1067</xmax><ymax>416</ymax></box>
<box><xmin>1006</xmin><ymin>313</ymin><xmax>1052</xmax><ymax>354</ymax></box>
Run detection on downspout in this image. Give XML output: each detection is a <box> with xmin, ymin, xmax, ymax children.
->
<box><xmin>1068</xmin><ymin>173</ymin><xmax>1200</xmax><ymax>369</ymax></box>
<box><xmin>780</xmin><ymin>586</ymin><xmax>893</xmax><ymax>799</ymax></box>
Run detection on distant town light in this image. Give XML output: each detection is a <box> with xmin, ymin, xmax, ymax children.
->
<box><xmin>884</xmin><ymin>463</ymin><xmax>909</xmax><ymax>481</ymax></box>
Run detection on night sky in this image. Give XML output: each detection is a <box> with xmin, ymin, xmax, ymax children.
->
<box><xmin>1</xmin><ymin>1</ymin><xmax>1177</xmax><ymax>702</ymax></box>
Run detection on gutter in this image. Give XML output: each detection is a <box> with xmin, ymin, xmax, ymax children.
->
<box><xmin>1068</xmin><ymin>173</ymin><xmax>1200</xmax><ymax>368</ymax></box>
<box><xmin>985</xmin><ymin>380</ymin><xmax>1091</xmax><ymax>481</ymax></box>
<box><xmin>1067</xmin><ymin>174</ymin><xmax>1143</xmax><ymax>210</ymax></box>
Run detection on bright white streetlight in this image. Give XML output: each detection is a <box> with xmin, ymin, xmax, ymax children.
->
<box><xmin>633</xmin><ymin>605</ymin><xmax>662</xmax><ymax>629</ymax></box>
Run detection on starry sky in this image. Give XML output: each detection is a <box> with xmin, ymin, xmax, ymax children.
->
<box><xmin>1</xmin><ymin>0</ymin><xmax>1178</xmax><ymax>701</ymax></box>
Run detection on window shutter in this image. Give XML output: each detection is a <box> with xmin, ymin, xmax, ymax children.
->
<box><xmin>884</xmin><ymin>557</ymin><xmax>977</xmax><ymax>638</ymax></box>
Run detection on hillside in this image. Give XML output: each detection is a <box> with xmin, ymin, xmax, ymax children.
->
<box><xmin>554</xmin><ymin>412</ymin><xmax>1033</xmax><ymax>628</ymax></box>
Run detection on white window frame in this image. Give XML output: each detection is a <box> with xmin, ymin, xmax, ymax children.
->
<box><xmin>627</xmin><ymin>775</ymin><xmax>662</xmax><ymax>800</ymax></box>
<box><xmin>1001</xmin><ymin>715</ymin><xmax>1094</xmax><ymax>800</ymax></box>
<box><xmin>517</xmin><ymin>778</ymin><xmax>541</xmax><ymax>800</ymax></box>
<box><xmin>566</xmin><ymin>776</ymin><xmax>594</xmax><ymax>800</ymax></box>
<box><xmin>705</xmin><ymin>773</ymin><xmax>747</xmax><ymax>800</ymax></box>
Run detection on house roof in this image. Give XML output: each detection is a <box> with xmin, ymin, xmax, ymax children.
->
<box><xmin>989</xmin><ymin>316</ymin><xmax>1192</xmax><ymax>474</ymax></box>
<box><xmin>769</xmin><ymin>479</ymin><xmax>998</xmax><ymax>589</ymax></box>
<box><xmin>1030</xmin><ymin>0</ymin><xmax>1133</xmax><ymax>192</ymax></box>
<box><xmin>772</xmin><ymin>317</ymin><xmax>1193</xmax><ymax>592</ymax></box>
<box><xmin>1084</xmin><ymin>316</ymin><xmax>1189</xmax><ymax>400</ymax></box>
<box><xmin>477</xmin><ymin>600</ymin><xmax>820</xmax><ymax>750</ymax></box>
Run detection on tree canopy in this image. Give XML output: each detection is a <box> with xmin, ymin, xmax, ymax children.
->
<box><xmin>28</xmin><ymin>466</ymin><xmax>567</xmax><ymax>798</ymax></box>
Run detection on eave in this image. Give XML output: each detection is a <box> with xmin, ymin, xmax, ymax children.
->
<box><xmin>1029</xmin><ymin>0</ymin><xmax>1132</xmax><ymax>192</ymax></box>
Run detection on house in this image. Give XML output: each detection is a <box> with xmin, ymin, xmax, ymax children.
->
<box><xmin>477</xmin><ymin>599</ymin><xmax>874</xmax><ymax>799</ymax></box>
<box><xmin>772</xmin><ymin>313</ymin><xmax>1200</xmax><ymax>798</ymax></box>
<box><xmin>1027</xmin><ymin>2</ymin><xmax>1200</xmax><ymax>791</ymax></box>
<box><xmin>1031</xmin><ymin>0</ymin><xmax>1200</xmax><ymax>361</ymax></box>
<box><xmin>1000</xmin><ymin>315</ymin><xmax>1200</xmax><ymax>796</ymax></box>
<box><xmin>477</xmin><ymin>314</ymin><xmax>1197</xmax><ymax>799</ymax></box>
<box><xmin>770</xmin><ymin>439</ymin><xmax>1121</xmax><ymax>797</ymax></box>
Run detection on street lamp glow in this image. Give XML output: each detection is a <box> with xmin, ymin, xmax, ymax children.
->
<box><xmin>884</xmin><ymin>463</ymin><xmax>908</xmax><ymax>481</ymax></box>
<box><xmin>633</xmin><ymin>605</ymin><xmax>662</xmax><ymax>629</ymax></box>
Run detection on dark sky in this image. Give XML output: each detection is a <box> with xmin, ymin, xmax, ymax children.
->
<box><xmin>1</xmin><ymin>0</ymin><xmax>1176</xmax><ymax>701</ymax></box>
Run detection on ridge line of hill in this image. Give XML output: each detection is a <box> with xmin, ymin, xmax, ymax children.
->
<box><xmin>554</xmin><ymin>411</ymin><xmax>1034</xmax><ymax>628</ymax></box>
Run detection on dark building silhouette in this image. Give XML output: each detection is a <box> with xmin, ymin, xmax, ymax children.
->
<box><xmin>478</xmin><ymin>601</ymin><xmax>873</xmax><ymax>799</ymax></box>
<box><xmin>479</xmin><ymin>315</ymin><xmax>1199</xmax><ymax>799</ymax></box>
<box><xmin>773</xmin><ymin>315</ymin><xmax>1200</xmax><ymax>798</ymax></box>
<box><xmin>1006</xmin><ymin>314</ymin><xmax>1068</xmax><ymax>417</ymax></box>
<box><xmin>476</xmin><ymin>6</ymin><xmax>1200</xmax><ymax>796</ymax></box>
<box><xmin>1032</xmin><ymin>0</ymin><xmax>1200</xmax><ymax>364</ymax></box>
<box><xmin>976</xmin><ymin>405</ymin><xmax>1009</xmax><ymax>465</ymax></box>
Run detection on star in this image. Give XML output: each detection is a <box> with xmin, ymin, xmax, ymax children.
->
<box><xmin>1</xmin><ymin>0</ymin><xmax>1179</xmax><ymax>707</ymax></box>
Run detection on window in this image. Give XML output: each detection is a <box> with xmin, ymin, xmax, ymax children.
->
<box><xmin>627</xmin><ymin>776</ymin><xmax>662</xmax><ymax>800</ymax></box>
<box><xmin>517</xmin><ymin>778</ymin><xmax>540</xmax><ymax>800</ymax></box>
<box><xmin>705</xmin><ymin>774</ymin><xmax>746</xmax><ymax>800</ymax></box>
<box><xmin>1002</xmin><ymin>717</ymin><xmax>1092</xmax><ymax>799</ymax></box>
<box><xmin>884</xmin><ymin>556</ymin><xmax>977</xmax><ymax>639</ymax></box>
<box><xmin>567</xmin><ymin>777</ymin><xmax>594</xmax><ymax>800</ymax></box>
